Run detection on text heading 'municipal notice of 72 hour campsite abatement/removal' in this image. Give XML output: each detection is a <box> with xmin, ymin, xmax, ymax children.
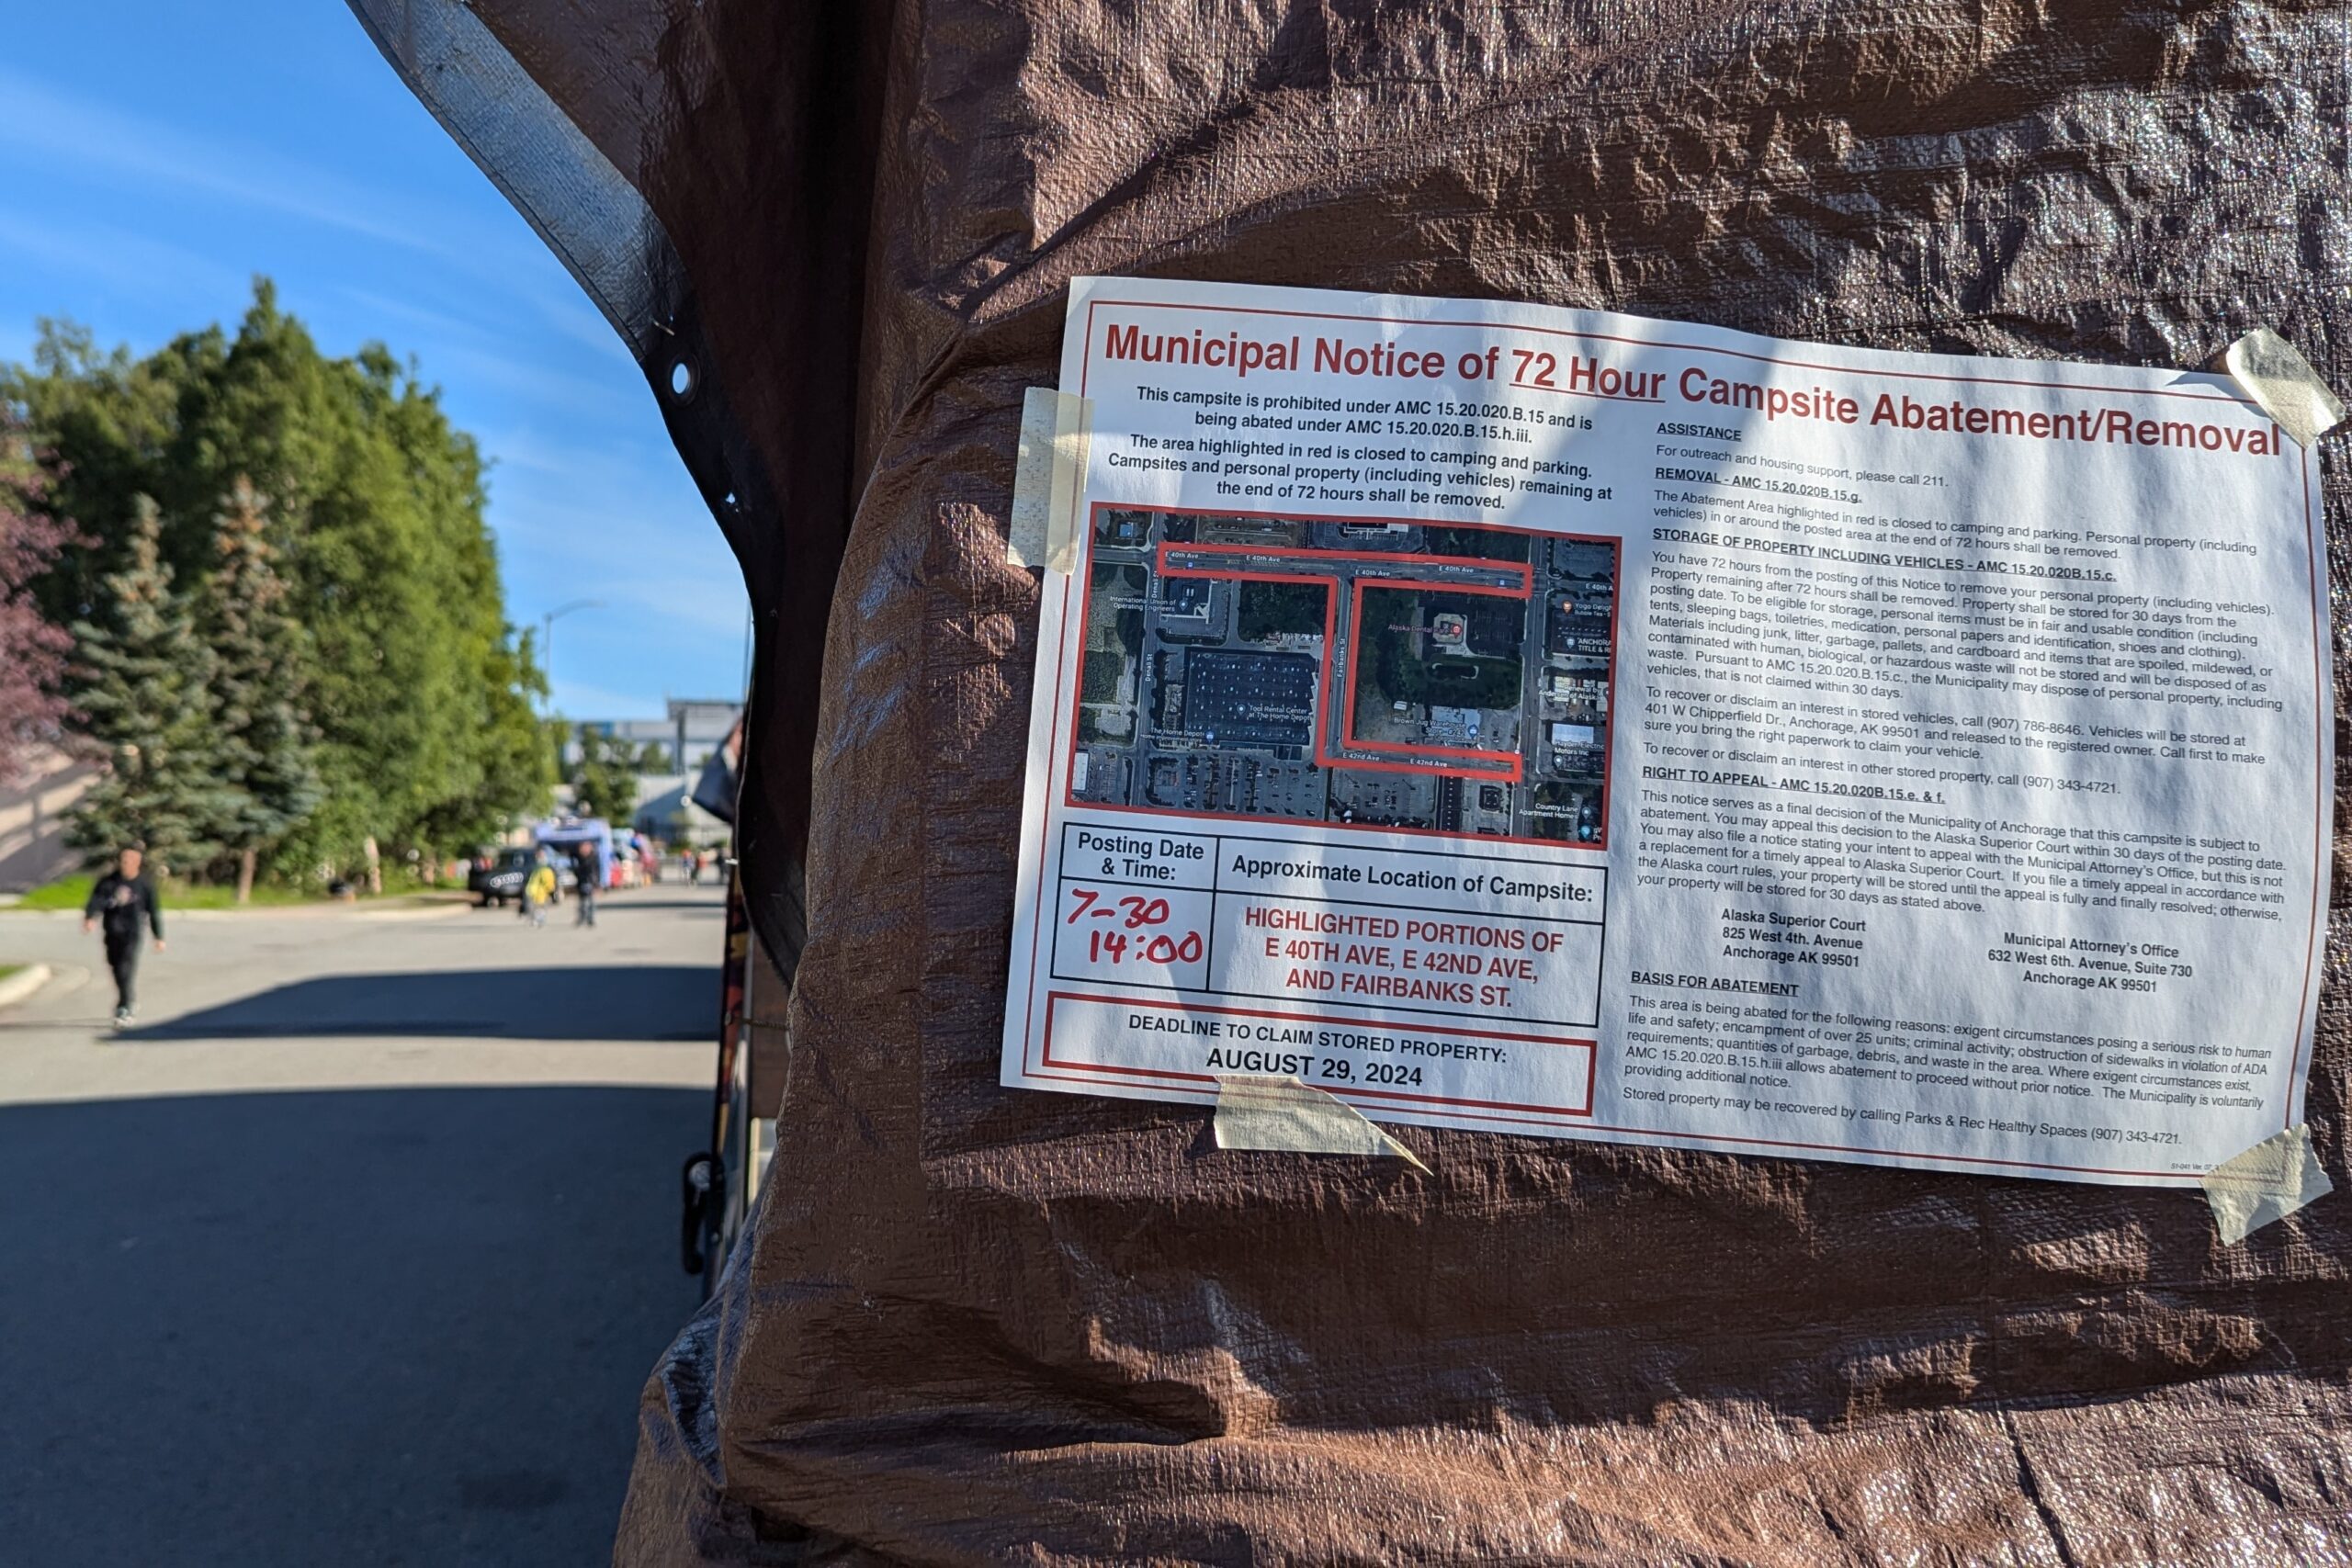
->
<box><xmin>1000</xmin><ymin>277</ymin><xmax>2331</xmax><ymax>1186</ymax></box>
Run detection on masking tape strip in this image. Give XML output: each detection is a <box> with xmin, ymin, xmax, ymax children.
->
<box><xmin>1213</xmin><ymin>1075</ymin><xmax>1431</xmax><ymax>1171</ymax></box>
<box><xmin>2222</xmin><ymin>328</ymin><xmax>2346</xmax><ymax>448</ymax></box>
<box><xmin>1009</xmin><ymin>388</ymin><xmax>1092</xmax><ymax>573</ymax></box>
<box><xmin>2202</xmin><ymin>1122</ymin><xmax>2332</xmax><ymax>1245</ymax></box>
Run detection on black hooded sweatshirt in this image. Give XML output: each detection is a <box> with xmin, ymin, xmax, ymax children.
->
<box><xmin>85</xmin><ymin>873</ymin><xmax>164</xmax><ymax>946</ymax></box>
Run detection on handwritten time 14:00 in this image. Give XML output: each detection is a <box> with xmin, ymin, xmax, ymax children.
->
<box><xmin>1068</xmin><ymin>886</ymin><xmax>1205</xmax><ymax>964</ymax></box>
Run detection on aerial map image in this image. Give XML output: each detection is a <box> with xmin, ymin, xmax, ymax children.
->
<box><xmin>1068</xmin><ymin>506</ymin><xmax>1617</xmax><ymax>843</ymax></box>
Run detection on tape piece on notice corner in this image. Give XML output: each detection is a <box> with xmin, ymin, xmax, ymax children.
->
<box><xmin>2202</xmin><ymin>1122</ymin><xmax>2333</xmax><ymax>1245</ymax></box>
<box><xmin>1009</xmin><ymin>388</ymin><xmax>1093</xmax><ymax>573</ymax></box>
<box><xmin>1214</xmin><ymin>1076</ymin><xmax>1431</xmax><ymax>1171</ymax></box>
<box><xmin>2222</xmin><ymin>328</ymin><xmax>2347</xmax><ymax>448</ymax></box>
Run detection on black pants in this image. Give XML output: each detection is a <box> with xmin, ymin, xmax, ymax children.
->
<box><xmin>106</xmin><ymin>939</ymin><xmax>141</xmax><ymax>1013</ymax></box>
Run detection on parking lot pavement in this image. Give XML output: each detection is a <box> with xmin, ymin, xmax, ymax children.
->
<box><xmin>0</xmin><ymin>886</ymin><xmax>722</xmax><ymax>1566</ymax></box>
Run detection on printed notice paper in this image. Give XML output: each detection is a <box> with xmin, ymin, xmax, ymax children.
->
<box><xmin>999</xmin><ymin>276</ymin><xmax>2332</xmax><ymax>1186</ymax></box>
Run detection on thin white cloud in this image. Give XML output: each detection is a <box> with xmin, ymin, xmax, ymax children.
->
<box><xmin>0</xmin><ymin>205</ymin><xmax>250</xmax><ymax>305</ymax></box>
<box><xmin>492</xmin><ymin>483</ymin><xmax>712</xmax><ymax>540</ymax></box>
<box><xmin>617</xmin><ymin>574</ymin><xmax>752</xmax><ymax>643</ymax></box>
<box><xmin>479</xmin><ymin>427</ymin><xmax>670</xmax><ymax>483</ymax></box>
<box><xmin>0</xmin><ymin>64</ymin><xmax>537</xmax><ymax>280</ymax></box>
<box><xmin>335</xmin><ymin>286</ymin><xmax>487</xmax><ymax>345</ymax></box>
<box><xmin>338</xmin><ymin>285</ymin><xmax>635</xmax><ymax>375</ymax></box>
<box><xmin>515</xmin><ymin>568</ymin><xmax>744</xmax><ymax>648</ymax></box>
<box><xmin>471</xmin><ymin>431</ymin><xmax>727</xmax><ymax>564</ymax></box>
<box><xmin>307</xmin><ymin>296</ymin><xmax>640</xmax><ymax>427</ymax></box>
<box><xmin>527</xmin><ymin>293</ymin><xmax>639</xmax><ymax>368</ymax></box>
<box><xmin>424</xmin><ymin>341</ymin><xmax>647</xmax><ymax>424</ymax></box>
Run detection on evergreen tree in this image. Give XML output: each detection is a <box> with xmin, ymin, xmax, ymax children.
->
<box><xmin>197</xmin><ymin>478</ymin><xmax>322</xmax><ymax>901</ymax></box>
<box><xmin>66</xmin><ymin>497</ymin><xmax>228</xmax><ymax>869</ymax></box>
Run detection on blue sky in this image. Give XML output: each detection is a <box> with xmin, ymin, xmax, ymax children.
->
<box><xmin>0</xmin><ymin>1</ymin><xmax>750</xmax><ymax>718</ymax></box>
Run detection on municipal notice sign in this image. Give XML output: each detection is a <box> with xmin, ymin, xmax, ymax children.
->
<box><xmin>999</xmin><ymin>276</ymin><xmax>2330</xmax><ymax>1186</ymax></box>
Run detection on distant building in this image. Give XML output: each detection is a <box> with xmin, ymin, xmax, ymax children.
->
<box><xmin>1429</xmin><ymin>705</ymin><xmax>1482</xmax><ymax>742</ymax></box>
<box><xmin>1548</xmin><ymin>671</ymin><xmax>1611</xmax><ymax>714</ymax></box>
<box><xmin>1455</xmin><ymin>596</ymin><xmax>1522</xmax><ymax>657</ymax></box>
<box><xmin>1161</xmin><ymin>578</ymin><xmax>1213</xmax><ymax>622</ymax></box>
<box><xmin>562</xmin><ymin>697</ymin><xmax>741</xmax><ymax>771</ymax></box>
<box><xmin>628</xmin><ymin>774</ymin><xmax>732</xmax><ymax>847</ymax></box>
<box><xmin>1547</xmin><ymin>592</ymin><xmax>1613</xmax><ymax>658</ymax></box>
<box><xmin>1550</xmin><ymin>538</ymin><xmax>1617</xmax><ymax>579</ymax></box>
<box><xmin>1099</xmin><ymin>510</ymin><xmax>1152</xmax><ymax>547</ymax></box>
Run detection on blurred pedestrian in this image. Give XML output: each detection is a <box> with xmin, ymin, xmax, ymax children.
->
<box><xmin>82</xmin><ymin>844</ymin><xmax>165</xmax><ymax>1027</ymax></box>
<box><xmin>573</xmin><ymin>842</ymin><xmax>600</xmax><ymax>927</ymax></box>
<box><xmin>687</xmin><ymin>848</ymin><xmax>704</xmax><ymax>886</ymax></box>
<box><xmin>516</xmin><ymin>847</ymin><xmax>543</xmax><ymax>919</ymax></box>
<box><xmin>525</xmin><ymin>856</ymin><xmax>557</xmax><ymax>927</ymax></box>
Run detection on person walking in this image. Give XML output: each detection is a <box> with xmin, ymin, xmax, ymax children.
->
<box><xmin>572</xmin><ymin>842</ymin><xmax>600</xmax><ymax>927</ymax></box>
<box><xmin>524</xmin><ymin>855</ymin><xmax>557</xmax><ymax>928</ymax></box>
<box><xmin>81</xmin><ymin>845</ymin><xmax>164</xmax><ymax>1028</ymax></box>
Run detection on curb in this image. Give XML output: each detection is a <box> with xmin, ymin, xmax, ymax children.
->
<box><xmin>134</xmin><ymin>897</ymin><xmax>481</xmax><ymax>922</ymax></box>
<box><xmin>352</xmin><ymin>898</ymin><xmax>481</xmax><ymax>922</ymax></box>
<box><xmin>0</xmin><ymin>963</ymin><xmax>53</xmax><ymax>1010</ymax></box>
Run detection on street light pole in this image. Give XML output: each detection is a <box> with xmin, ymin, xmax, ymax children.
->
<box><xmin>539</xmin><ymin>598</ymin><xmax>605</xmax><ymax>718</ymax></box>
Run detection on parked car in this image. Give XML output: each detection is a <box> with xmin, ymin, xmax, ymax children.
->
<box><xmin>469</xmin><ymin>847</ymin><xmax>576</xmax><ymax>905</ymax></box>
<box><xmin>469</xmin><ymin>848</ymin><xmax>534</xmax><ymax>906</ymax></box>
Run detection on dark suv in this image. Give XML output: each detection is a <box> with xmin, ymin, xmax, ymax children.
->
<box><xmin>469</xmin><ymin>846</ymin><xmax>581</xmax><ymax>905</ymax></box>
<box><xmin>469</xmin><ymin>848</ymin><xmax>537</xmax><ymax>906</ymax></box>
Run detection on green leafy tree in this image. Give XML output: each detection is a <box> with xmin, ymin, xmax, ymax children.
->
<box><xmin>8</xmin><ymin>282</ymin><xmax>550</xmax><ymax>878</ymax></box>
<box><xmin>66</xmin><ymin>498</ymin><xmax>229</xmax><ymax>869</ymax></box>
<box><xmin>6</xmin><ymin>321</ymin><xmax>204</xmax><ymax>626</ymax></box>
<box><xmin>637</xmin><ymin>741</ymin><xmax>673</xmax><ymax>773</ymax></box>
<box><xmin>413</xmin><ymin>628</ymin><xmax>552</xmax><ymax>852</ymax></box>
<box><xmin>570</xmin><ymin>725</ymin><xmax>641</xmax><ymax>825</ymax></box>
<box><xmin>196</xmin><ymin>478</ymin><xmax>322</xmax><ymax>901</ymax></box>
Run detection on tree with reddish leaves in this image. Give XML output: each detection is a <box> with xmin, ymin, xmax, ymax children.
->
<box><xmin>0</xmin><ymin>414</ymin><xmax>77</xmax><ymax>784</ymax></box>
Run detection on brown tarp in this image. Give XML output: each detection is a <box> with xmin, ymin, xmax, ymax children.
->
<box><xmin>349</xmin><ymin>2</ymin><xmax>2352</xmax><ymax>1560</ymax></box>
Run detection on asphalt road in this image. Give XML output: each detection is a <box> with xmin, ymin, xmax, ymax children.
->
<box><xmin>0</xmin><ymin>885</ymin><xmax>723</xmax><ymax>1566</ymax></box>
